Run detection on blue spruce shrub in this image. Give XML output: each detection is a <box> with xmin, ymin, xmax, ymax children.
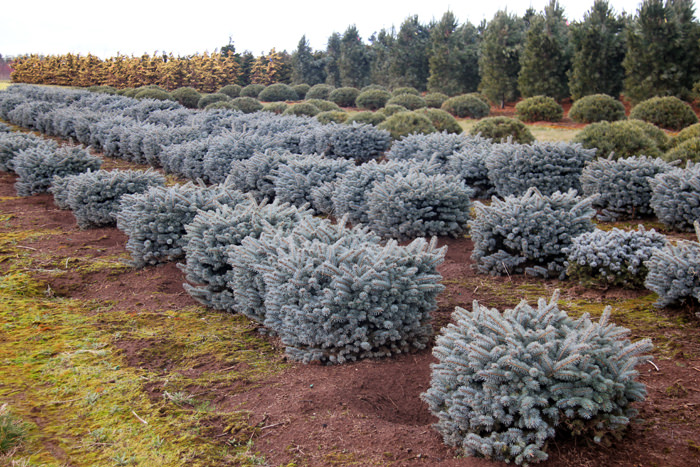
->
<box><xmin>486</xmin><ymin>142</ymin><xmax>595</xmax><ymax>197</ymax></box>
<box><xmin>649</xmin><ymin>162</ymin><xmax>700</xmax><ymax>232</ymax></box>
<box><xmin>160</xmin><ymin>138</ymin><xmax>213</xmax><ymax>182</ymax></box>
<box><xmin>564</xmin><ymin>226</ymin><xmax>667</xmax><ymax>288</ymax></box>
<box><xmin>116</xmin><ymin>183</ymin><xmax>248</xmax><ymax>267</ymax></box>
<box><xmin>309</xmin><ymin>180</ymin><xmax>337</xmax><ymax>216</ymax></box>
<box><xmin>259</xmin><ymin>220</ymin><xmax>446</xmax><ymax>363</ymax></box>
<box><xmin>469</xmin><ymin>188</ymin><xmax>596</xmax><ymax>278</ymax></box>
<box><xmin>181</xmin><ymin>200</ymin><xmax>312</xmax><ymax>311</ymax></box>
<box><xmin>227</xmin><ymin>150</ymin><xmax>293</xmax><ymax>202</ymax></box>
<box><xmin>367</xmin><ymin>171</ymin><xmax>473</xmax><ymax>240</ymax></box>
<box><xmin>645</xmin><ymin>222</ymin><xmax>700</xmax><ymax>308</ymax></box>
<box><xmin>0</xmin><ymin>132</ymin><xmax>56</xmax><ymax>172</ymax></box>
<box><xmin>386</xmin><ymin>132</ymin><xmax>480</xmax><ymax>166</ymax></box>
<box><xmin>50</xmin><ymin>174</ymin><xmax>80</xmax><ymax>210</ymax></box>
<box><xmin>65</xmin><ymin>169</ymin><xmax>166</xmax><ymax>229</ymax></box>
<box><xmin>203</xmin><ymin>131</ymin><xmax>283</xmax><ymax>184</ymax></box>
<box><xmin>324</xmin><ymin>123</ymin><xmax>391</xmax><ymax>162</ymax></box>
<box><xmin>422</xmin><ymin>290</ymin><xmax>652</xmax><ymax>465</ymax></box>
<box><xmin>14</xmin><ymin>145</ymin><xmax>102</xmax><ymax>197</ymax></box>
<box><xmin>271</xmin><ymin>155</ymin><xmax>354</xmax><ymax>211</ymax></box>
<box><xmin>581</xmin><ymin>155</ymin><xmax>675</xmax><ymax>221</ymax></box>
<box><xmin>446</xmin><ymin>143</ymin><xmax>497</xmax><ymax>199</ymax></box>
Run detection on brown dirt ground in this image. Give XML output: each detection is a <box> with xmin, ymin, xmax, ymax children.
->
<box><xmin>1</xmin><ymin>152</ymin><xmax>700</xmax><ymax>466</ymax></box>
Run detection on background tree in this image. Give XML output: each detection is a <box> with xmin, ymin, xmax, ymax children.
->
<box><xmin>478</xmin><ymin>10</ymin><xmax>526</xmax><ymax>107</ymax></box>
<box><xmin>250</xmin><ymin>49</ymin><xmax>290</xmax><ymax>85</ymax></box>
<box><xmin>518</xmin><ymin>0</ymin><xmax>571</xmax><ymax>99</ymax></box>
<box><xmin>291</xmin><ymin>35</ymin><xmax>326</xmax><ymax>85</ymax></box>
<box><xmin>392</xmin><ymin>15</ymin><xmax>432</xmax><ymax>91</ymax></box>
<box><xmin>325</xmin><ymin>32</ymin><xmax>342</xmax><ymax>87</ymax></box>
<box><xmin>568</xmin><ymin>0</ymin><xmax>627</xmax><ymax>100</ymax></box>
<box><xmin>368</xmin><ymin>28</ymin><xmax>396</xmax><ymax>89</ymax></box>
<box><xmin>427</xmin><ymin>12</ymin><xmax>480</xmax><ymax>95</ymax></box>
<box><xmin>338</xmin><ymin>25</ymin><xmax>371</xmax><ymax>88</ymax></box>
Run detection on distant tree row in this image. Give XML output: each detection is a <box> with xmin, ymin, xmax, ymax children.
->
<box><xmin>9</xmin><ymin>0</ymin><xmax>700</xmax><ymax>104</ymax></box>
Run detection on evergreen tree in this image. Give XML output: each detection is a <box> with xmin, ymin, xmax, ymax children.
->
<box><xmin>624</xmin><ymin>0</ymin><xmax>700</xmax><ymax>102</ymax></box>
<box><xmin>518</xmin><ymin>0</ymin><xmax>571</xmax><ymax>100</ymax></box>
<box><xmin>325</xmin><ymin>32</ymin><xmax>342</xmax><ymax>87</ymax></box>
<box><xmin>369</xmin><ymin>28</ymin><xmax>396</xmax><ymax>89</ymax></box>
<box><xmin>250</xmin><ymin>49</ymin><xmax>290</xmax><ymax>85</ymax></box>
<box><xmin>291</xmin><ymin>35</ymin><xmax>326</xmax><ymax>85</ymax></box>
<box><xmin>427</xmin><ymin>12</ymin><xmax>481</xmax><ymax>95</ymax></box>
<box><xmin>339</xmin><ymin>25</ymin><xmax>371</xmax><ymax>88</ymax></box>
<box><xmin>236</xmin><ymin>51</ymin><xmax>255</xmax><ymax>86</ymax></box>
<box><xmin>478</xmin><ymin>10</ymin><xmax>527</xmax><ymax>107</ymax></box>
<box><xmin>392</xmin><ymin>15</ymin><xmax>432</xmax><ymax>91</ymax></box>
<box><xmin>568</xmin><ymin>0</ymin><xmax>627</xmax><ymax>100</ymax></box>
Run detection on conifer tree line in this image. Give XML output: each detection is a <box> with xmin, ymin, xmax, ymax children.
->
<box><xmin>8</xmin><ymin>0</ymin><xmax>700</xmax><ymax>104</ymax></box>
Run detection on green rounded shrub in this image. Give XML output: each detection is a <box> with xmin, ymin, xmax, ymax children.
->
<box><xmin>379</xmin><ymin>104</ymin><xmax>408</xmax><ymax>117</ymax></box>
<box><xmin>262</xmin><ymin>102</ymin><xmax>288</xmax><ymax>114</ymax></box>
<box><xmin>377</xmin><ymin>111</ymin><xmax>437</xmax><ymax>139</ymax></box>
<box><xmin>441</xmin><ymin>94</ymin><xmax>490</xmax><ymax>119</ymax></box>
<box><xmin>665</xmin><ymin>137</ymin><xmax>700</xmax><ymax>163</ymax></box>
<box><xmin>672</xmin><ymin>122</ymin><xmax>700</xmax><ymax>147</ymax></box>
<box><xmin>328</xmin><ymin>87</ymin><xmax>360</xmax><ymax>107</ymax></box>
<box><xmin>391</xmin><ymin>86</ymin><xmax>420</xmax><ymax>96</ymax></box>
<box><xmin>424</xmin><ymin>92</ymin><xmax>448</xmax><ymax>108</ymax></box>
<box><xmin>292</xmin><ymin>83</ymin><xmax>310</xmax><ymax>99</ymax></box>
<box><xmin>197</xmin><ymin>93</ymin><xmax>231</xmax><ymax>109</ymax></box>
<box><xmin>258</xmin><ymin>83</ymin><xmax>299</xmax><ymax>102</ymax></box>
<box><xmin>629</xmin><ymin>96</ymin><xmax>698</xmax><ymax>131</ymax></box>
<box><xmin>134</xmin><ymin>88</ymin><xmax>173</xmax><ymax>101</ymax></box>
<box><xmin>417</xmin><ymin>108</ymin><xmax>462</xmax><ymax>134</ymax></box>
<box><xmin>205</xmin><ymin>101</ymin><xmax>238</xmax><ymax>110</ymax></box>
<box><xmin>386</xmin><ymin>93</ymin><xmax>427</xmax><ymax>110</ymax></box>
<box><xmin>316</xmin><ymin>110</ymin><xmax>348</xmax><ymax>124</ymax></box>
<box><xmin>469</xmin><ymin>116</ymin><xmax>535</xmax><ymax>144</ymax></box>
<box><xmin>515</xmin><ymin>95</ymin><xmax>563</xmax><ymax>122</ymax></box>
<box><xmin>572</xmin><ymin>120</ymin><xmax>663</xmax><ymax>158</ymax></box>
<box><xmin>361</xmin><ymin>84</ymin><xmax>389</xmax><ymax>92</ymax></box>
<box><xmin>346</xmin><ymin>111</ymin><xmax>386</xmax><ymax>126</ymax></box>
<box><xmin>87</xmin><ymin>85</ymin><xmax>118</xmax><ymax>95</ymax></box>
<box><xmin>218</xmin><ymin>84</ymin><xmax>242</xmax><ymax>98</ymax></box>
<box><xmin>355</xmin><ymin>89</ymin><xmax>392</xmax><ymax>110</ymax></box>
<box><xmin>628</xmin><ymin>119</ymin><xmax>670</xmax><ymax>151</ymax></box>
<box><xmin>305</xmin><ymin>99</ymin><xmax>340</xmax><ymax>112</ymax></box>
<box><xmin>118</xmin><ymin>88</ymin><xmax>136</xmax><ymax>97</ymax></box>
<box><xmin>283</xmin><ymin>102</ymin><xmax>320</xmax><ymax>117</ymax></box>
<box><xmin>230</xmin><ymin>96</ymin><xmax>263</xmax><ymax>113</ymax></box>
<box><xmin>171</xmin><ymin>87</ymin><xmax>202</xmax><ymax>109</ymax></box>
<box><xmin>305</xmin><ymin>84</ymin><xmax>335</xmax><ymax>100</ymax></box>
<box><xmin>465</xmin><ymin>92</ymin><xmax>490</xmax><ymax>106</ymax></box>
<box><xmin>240</xmin><ymin>84</ymin><xmax>265</xmax><ymax>98</ymax></box>
<box><xmin>569</xmin><ymin>94</ymin><xmax>626</xmax><ymax>123</ymax></box>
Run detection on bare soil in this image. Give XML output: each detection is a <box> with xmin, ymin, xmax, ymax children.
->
<box><xmin>1</xmin><ymin>164</ymin><xmax>699</xmax><ymax>466</ymax></box>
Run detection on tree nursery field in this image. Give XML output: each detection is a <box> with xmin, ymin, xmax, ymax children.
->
<box><xmin>0</xmin><ymin>85</ymin><xmax>699</xmax><ymax>467</ymax></box>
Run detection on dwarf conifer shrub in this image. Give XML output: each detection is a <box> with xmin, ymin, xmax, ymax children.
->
<box><xmin>423</xmin><ymin>291</ymin><xmax>652</xmax><ymax>465</ymax></box>
<box><xmin>282</xmin><ymin>102</ymin><xmax>319</xmax><ymax>117</ymax></box>
<box><xmin>386</xmin><ymin>131</ymin><xmax>475</xmax><ymax>166</ymax></box>
<box><xmin>392</xmin><ymin>86</ymin><xmax>419</xmax><ymax>96</ymax></box>
<box><xmin>469</xmin><ymin>117</ymin><xmax>535</xmax><ymax>144</ymax></box>
<box><xmin>424</xmin><ymin>92</ymin><xmax>448</xmax><ymax>108</ymax></box>
<box><xmin>581</xmin><ymin>155</ymin><xmax>674</xmax><ymax>220</ymax></box>
<box><xmin>66</xmin><ymin>169</ymin><xmax>166</xmax><ymax>229</ymax></box>
<box><xmin>565</xmin><ymin>226</ymin><xmax>666</xmax><ymax>288</ymax></box>
<box><xmin>665</xmin><ymin>137</ymin><xmax>700</xmax><ymax>163</ymax></box>
<box><xmin>645</xmin><ymin>222</ymin><xmax>700</xmax><ymax>307</ymax></box>
<box><xmin>328</xmin><ymin>87</ymin><xmax>360</xmax><ymax>107</ymax></box>
<box><xmin>671</xmin><ymin>123</ymin><xmax>700</xmax><ymax>147</ymax></box>
<box><xmin>217</xmin><ymin>84</ymin><xmax>241</xmax><ymax>98</ymax></box>
<box><xmin>171</xmin><ymin>87</ymin><xmax>202</xmax><ymax>109</ymax></box>
<box><xmin>368</xmin><ymin>171</ymin><xmax>473</xmax><ymax>239</ymax></box>
<box><xmin>230</xmin><ymin>97</ymin><xmax>263</xmax><ymax>114</ymax></box>
<box><xmin>160</xmin><ymin>138</ymin><xmax>213</xmax><ymax>181</ymax></box>
<box><xmin>629</xmin><ymin>96</ymin><xmax>698</xmax><ymax>131</ymax></box>
<box><xmin>258</xmin><ymin>220</ymin><xmax>446</xmax><ymax>363</ymax></box>
<box><xmin>14</xmin><ymin>145</ymin><xmax>102</xmax><ymax>197</ymax></box>
<box><xmin>515</xmin><ymin>95</ymin><xmax>563</xmax><ymax>122</ymax></box>
<box><xmin>181</xmin><ymin>200</ymin><xmax>311</xmax><ymax>311</ymax></box>
<box><xmin>292</xmin><ymin>84</ymin><xmax>310</xmax><ymax>99</ymax></box>
<box><xmin>321</xmin><ymin>123</ymin><xmax>392</xmax><ymax>162</ymax></box>
<box><xmin>87</xmin><ymin>85</ymin><xmax>118</xmax><ymax>95</ymax></box>
<box><xmin>203</xmin><ymin>131</ymin><xmax>283</xmax><ymax>184</ymax></box>
<box><xmin>377</xmin><ymin>111</ymin><xmax>437</xmax><ymax>139</ymax></box>
<box><xmin>355</xmin><ymin>89</ymin><xmax>392</xmax><ymax>110</ymax></box>
<box><xmin>305</xmin><ymin>84</ymin><xmax>335</xmax><ymax>100</ymax></box>
<box><xmin>205</xmin><ymin>101</ymin><xmax>237</xmax><ymax>111</ymax></box>
<box><xmin>345</xmin><ymin>111</ymin><xmax>385</xmax><ymax>126</ymax></box>
<box><xmin>379</xmin><ymin>104</ymin><xmax>408</xmax><ymax>117</ymax></box>
<box><xmin>387</xmin><ymin>94</ymin><xmax>427</xmax><ymax>110</ymax></box>
<box><xmin>316</xmin><ymin>110</ymin><xmax>348</xmax><ymax>124</ymax></box>
<box><xmin>304</xmin><ymin>99</ymin><xmax>340</xmax><ymax>112</ymax></box>
<box><xmin>0</xmin><ymin>132</ymin><xmax>56</xmax><ymax>172</ymax></box>
<box><xmin>258</xmin><ymin>83</ymin><xmax>298</xmax><ymax>102</ymax></box>
<box><xmin>117</xmin><ymin>184</ymin><xmax>247</xmax><ymax>267</ymax></box>
<box><xmin>272</xmin><ymin>155</ymin><xmax>354</xmax><ymax>210</ymax></box>
<box><xmin>262</xmin><ymin>102</ymin><xmax>288</xmax><ymax>114</ymax></box>
<box><xmin>134</xmin><ymin>88</ymin><xmax>173</xmax><ymax>101</ymax></box>
<box><xmin>415</xmin><ymin>109</ymin><xmax>460</xmax><ymax>134</ymax></box>
<box><xmin>486</xmin><ymin>142</ymin><xmax>595</xmax><ymax>197</ymax></box>
<box><xmin>649</xmin><ymin>162</ymin><xmax>700</xmax><ymax>231</ymax></box>
<box><xmin>240</xmin><ymin>84</ymin><xmax>265</xmax><ymax>98</ymax></box>
<box><xmin>441</xmin><ymin>94</ymin><xmax>490</xmax><ymax>119</ymax></box>
<box><xmin>197</xmin><ymin>93</ymin><xmax>230</xmax><ymax>109</ymax></box>
<box><xmin>572</xmin><ymin>120</ymin><xmax>663</xmax><ymax>159</ymax></box>
<box><xmin>227</xmin><ymin>150</ymin><xmax>293</xmax><ymax>202</ymax></box>
<box><xmin>50</xmin><ymin>174</ymin><xmax>78</xmax><ymax>209</ymax></box>
<box><xmin>470</xmin><ymin>188</ymin><xmax>596</xmax><ymax>278</ymax></box>
<box><xmin>447</xmin><ymin>144</ymin><xmax>497</xmax><ymax>199</ymax></box>
<box><xmin>568</xmin><ymin>94</ymin><xmax>626</xmax><ymax>123</ymax></box>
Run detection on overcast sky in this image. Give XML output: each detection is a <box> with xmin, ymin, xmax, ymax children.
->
<box><xmin>0</xmin><ymin>0</ymin><xmax>666</xmax><ymax>59</ymax></box>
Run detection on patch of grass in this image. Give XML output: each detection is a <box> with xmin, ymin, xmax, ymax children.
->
<box><xmin>458</xmin><ymin>118</ymin><xmax>580</xmax><ymax>142</ymax></box>
<box><xmin>0</xmin><ymin>404</ymin><xmax>28</xmax><ymax>456</ymax></box>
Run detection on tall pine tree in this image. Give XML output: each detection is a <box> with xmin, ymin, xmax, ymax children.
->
<box><xmin>325</xmin><ymin>32</ymin><xmax>342</xmax><ymax>87</ymax></box>
<box><xmin>517</xmin><ymin>0</ymin><xmax>571</xmax><ymax>100</ymax></box>
<box><xmin>369</xmin><ymin>28</ymin><xmax>396</xmax><ymax>89</ymax></box>
<box><xmin>568</xmin><ymin>0</ymin><xmax>627</xmax><ymax>100</ymax></box>
<box><xmin>392</xmin><ymin>16</ymin><xmax>432</xmax><ymax>91</ymax></box>
<box><xmin>478</xmin><ymin>10</ymin><xmax>526</xmax><ymax>107</ymax></box>
<box><xmin>291</xmin><ymin>35</ymin><xmax>326</xmax><ymax>85</ymax></box>
<box><xmin>338</xmin><ymin>25</ymin><xmax>371</xmax><ymax>88</ymax></box>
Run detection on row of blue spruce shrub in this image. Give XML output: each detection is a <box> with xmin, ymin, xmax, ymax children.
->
<box><xmin>13</xmin><ymin>145</ymin><xmax>102</xmax><ymax>197</ymax></box>
<box><xmin>645</xmin><ymin>221</ymin><xmax>700</xmax><ymax>308</ymax></box>
<box><xmin>50</xmin><ymin>169</ymin><xmax>166</xmax><ymax>229</ymax></box>
<box><xmin>228</xmin><ymin>216</ymin><xmax>446</xmax><ymax>363</ymax></box>
<box><xmin>0</xmin><ymin>130</ymin><xmax>56</xmax><ymax>172</ymax></box>
<box><xmin>469</xmin><ymin>188</ymin><xmax>596</xmax><ymax>279</ymax></box>
<box><xmin>564</xmin><ymin>226</ymin><xmax>667</xmax><ymax>288</ymax></box>
<box><xmin>116</xmin><ymin>183</ymin><xmax>249</xmax><ymax>268</ymax></box>
<box><xmin>581</xmin><ymin>155</ymin><xmax>675</xmax><ymax>221</ymax></box>
<box><xmin>422</xmin><ymin>290</ymin><xmax>652</xmax><ymax>465</ymax></box>
<box><xmin>649</xmin><ymin>162</ymin><xmax>700</xmax><ymax>232</ymax></box>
